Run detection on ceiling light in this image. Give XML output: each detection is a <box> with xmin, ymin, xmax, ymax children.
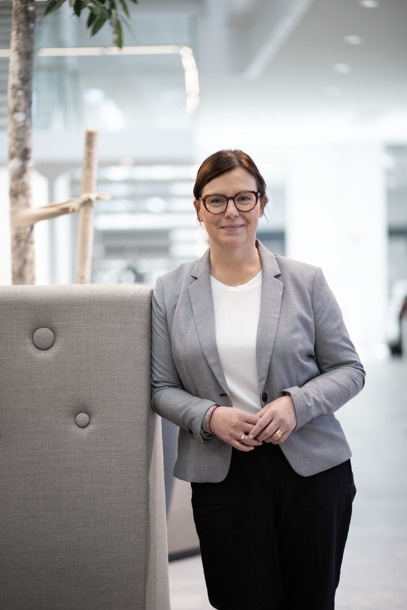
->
<box><xmin>344</xmin><ymin>35</ymin><xmax>363</xmax><ymax>45</ymax></box>
<box><xmin>359</xmin><ymin>0</ymin><xmax>380</xmax><ymax>8</ymax></box>
<box><xmin>334</xmin><ymin>63</ymin><xmax>351</xmax><ymax>74</ymax></box>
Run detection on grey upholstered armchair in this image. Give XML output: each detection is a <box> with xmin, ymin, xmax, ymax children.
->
<box><xmin>0</xmin><ymin>284</ymin><xmax>170</xmax><ymax>610</ymax></box>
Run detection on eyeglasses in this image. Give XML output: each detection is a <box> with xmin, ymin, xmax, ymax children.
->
<box><xmin>200</xmin><ymin>190</ymin><xmax>260</xmax><ymax>214</ymax></box>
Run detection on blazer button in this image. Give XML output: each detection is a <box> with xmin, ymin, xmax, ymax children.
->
<box><xmin>261</xmin><ymin>393</ymin><xmax>268</xmax><ymax>403</ymax></box>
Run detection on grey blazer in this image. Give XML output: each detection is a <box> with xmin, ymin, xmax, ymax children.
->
<box><xmin>151</xmin><ymin>242</ymin><xmax>365</xmax><ymax>482</ymax></box>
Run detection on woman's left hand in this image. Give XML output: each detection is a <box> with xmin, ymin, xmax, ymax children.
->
<box><xmin>247</xmin><ymin>395</ymin><xmax>297</xmax><ymax>444</ymax></box>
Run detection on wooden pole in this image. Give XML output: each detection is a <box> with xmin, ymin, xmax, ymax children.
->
<box><xmin>75</xmin><ymin>130</ymin><xmax>98</xmax><ymax>284</ymax></box>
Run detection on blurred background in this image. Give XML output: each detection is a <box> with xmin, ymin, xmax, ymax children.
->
<box><xmin>0</xmin><ymin>0</ymin><xmax>406</xmax><ymax>360</ymax></box>
<box><xmin>0</xmin><ymin>1</ymin><xmax>406</xmax><ymax>606</ymax></box>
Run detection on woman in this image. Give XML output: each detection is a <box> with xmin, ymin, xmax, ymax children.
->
<box><xmin>151</xmin><ymin>149</ymin><xmax>365</xmax><ymax>610</ymax></box>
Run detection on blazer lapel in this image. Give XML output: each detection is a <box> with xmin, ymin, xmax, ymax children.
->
<box><xmin>188</xmin><ymin>252</ymin><xmax>229</xmax><ymax>391</ymax></box>
<box><xmin>256</xmin><ymin>243</ymin><xmax>283</xmax><ymax>390</ymax></box>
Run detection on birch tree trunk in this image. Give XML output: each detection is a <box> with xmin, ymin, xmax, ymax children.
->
<box><xmin>8</xmin><ymin>0</ymin><xmax>36</xmax><ymax>285</ymax></box>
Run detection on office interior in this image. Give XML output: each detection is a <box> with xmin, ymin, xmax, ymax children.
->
<box><xmin>0</xmin><ymin>1</ymin><xmax>406</xmax><ymax>608</ymax></box>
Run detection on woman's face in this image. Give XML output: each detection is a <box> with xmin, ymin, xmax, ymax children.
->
<box><xmin>194</xmin><ymin>168</ymin><xmax>264</xmax><ymax>251</ymax></box>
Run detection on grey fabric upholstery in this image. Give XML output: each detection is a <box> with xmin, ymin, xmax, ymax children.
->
<box><xmin>0</xmin><ymin>284</ymin><xmax>170</xmax><ymax>610</ymax></box>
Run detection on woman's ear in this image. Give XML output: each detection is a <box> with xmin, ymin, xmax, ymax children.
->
<box><xmin>260</xmin><ymin>195</ymin><xmax>269</xmax><ymax>218</ymax></box>
<box><xmin>193</xmin><ymin>199</ymin><xmax>202</xmax><ymax>222</ymax></box>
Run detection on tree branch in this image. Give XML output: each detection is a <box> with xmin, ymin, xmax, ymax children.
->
<box><xmin>10</xmin><ymin>192</ymin><xmax>111</xmax><ymax>228</ymax></box>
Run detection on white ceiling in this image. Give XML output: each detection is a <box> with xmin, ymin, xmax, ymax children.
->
<box><xmin>191</xmin><ymin>0</ymin><xmax>407</xmax><ymax>139</ymax></box>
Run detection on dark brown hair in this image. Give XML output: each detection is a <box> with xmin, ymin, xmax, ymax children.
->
<box><xmin>193</xmin><ymin>150</ymin><xmax>267</xmax><ymax>203</ymax></box>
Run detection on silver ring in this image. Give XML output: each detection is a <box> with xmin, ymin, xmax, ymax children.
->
<box><xmin>238</xmin><ymin>434</ymin><xmax>246</xmax><ymax>443</ymax></box>
<box><xmin>274</xmin><ymin>429</ymin><xmax>283</xmax><ymax>439</ymax></box>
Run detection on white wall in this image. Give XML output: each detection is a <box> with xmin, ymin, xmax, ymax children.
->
<box><xmin>286</xmin><ymin>142</ymin><xmax>387</xmax><ymax>358</ymax></box>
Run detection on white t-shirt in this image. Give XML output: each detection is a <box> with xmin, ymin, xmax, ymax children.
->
<box><xmin>211</xmin><ymin>271</ymin><xmax>262</xmax><ymax>414</ymax></box>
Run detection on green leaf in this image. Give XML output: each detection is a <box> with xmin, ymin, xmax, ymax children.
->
<box><xmin>84</xmin><ymin>0</ymin><xmax>110</xmax><ymax>19</ymax></box>
<box><xmin>118</xmin><ymin>0</ymin><xmax>130</xmax><ymax>19</ymax></box>
<box><xmin>44</xmin><ymin>0</ymin><xmax>67</xmax><ymax>16</ymax></box>
<box><xmin>86</xmin><ymin>11</ymin><xmax>97</xmax><ymax>28</ymax></box>
<box><xmin>45</xmin><ymin>0</ymin><xmax>139</xmax><ymax>48</ymax></box>
<box><xmin>113</xmin><ymin>19</ymin><xmax>123</xmax><ymax>49</ymax></box>
<box><xmin>91</xmin><ymin>16</ymin><xmax>107</xmax><ymax>36</ymax></box>
<box><xmin>73</xmin><ymin>0</ymin><xmax>84</xmax><ymax>16</ymax></box>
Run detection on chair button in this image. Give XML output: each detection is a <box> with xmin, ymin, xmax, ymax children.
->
<box><xmin>32</xmin><ymin>327</ymin><xmax>55</xmax><ymax>350</ymax></box>
<box><xmin>75</xmin><ymin>413</ymin><xmax>90</xmax><ymax>428</ymax></box>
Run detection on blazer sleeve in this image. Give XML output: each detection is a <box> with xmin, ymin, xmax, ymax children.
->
<box><xmin>151</xmin><ymin>275</ymin><xmax>216</xmax><ymax>442</ymax></box>
<box><xmin>282</xmin><ymin>267</ymin><xmax>366</xmax><ymax>429</ymax></box>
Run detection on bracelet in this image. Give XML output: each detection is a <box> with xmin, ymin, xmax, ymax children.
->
<box><xmin>207</xmin><ymin>404</ymin><xmax>220</xmax><ymax>433</ymax></box>
<box><xmin>203</xmin><ymin>404</ymin><xmax>220</xmax><ymax>434</ymax></box>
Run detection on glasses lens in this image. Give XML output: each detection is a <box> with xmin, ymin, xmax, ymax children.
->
<box><xmin>235</xmin><ymin>191</ymin><xmax>257</xmax><ymax>209</ymax></box>
<box><xmin>204</xmin><ymin>195</ymin><xmax>227</xmax><ymax>213</ymax></box>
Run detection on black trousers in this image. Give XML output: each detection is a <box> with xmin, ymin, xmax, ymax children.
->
<box><xmin>191</xmin><ymin>443</ymin><xmax>356</xmax><ymax>610</ymax></box>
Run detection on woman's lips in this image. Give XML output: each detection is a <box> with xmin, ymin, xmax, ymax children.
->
<box><xmin>221</xmin><ymin>224</ymin><xmax>244</xmax><ymax>231</ymax></box>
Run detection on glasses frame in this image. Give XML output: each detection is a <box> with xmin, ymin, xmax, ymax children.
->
<box><xmin>200</xmin><ymin>190</ymin><xmax>261</xmax><ymax>215</ymax></box>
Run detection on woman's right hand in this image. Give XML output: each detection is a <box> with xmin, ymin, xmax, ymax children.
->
<box><xmin>209</xmin><ymin>406</ymin><xmax>263</xmax><ymax>452</ymax></box>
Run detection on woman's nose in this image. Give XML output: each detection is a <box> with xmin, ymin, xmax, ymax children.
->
<box><xmin>224</xmin><ymin>198</ymin><xmax>239</xmax><ymax>216</ymax></box>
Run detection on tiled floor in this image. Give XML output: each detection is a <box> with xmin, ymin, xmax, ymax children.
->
<box><xmin>168</xmin><ymin>357</ymin><xmax>407</xmax><ymax>609</ymax></box>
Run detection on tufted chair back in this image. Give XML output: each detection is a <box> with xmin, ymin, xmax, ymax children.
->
<box><xmin>0</xmin><ymin>284</ymin><xmax>170</xmax><ymax>610</ymax></box>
